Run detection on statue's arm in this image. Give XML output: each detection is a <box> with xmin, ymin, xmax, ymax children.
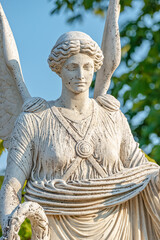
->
<box><xmin>0</xmin><ymin>161</ymin><xmax>26</xmax><ymax>234</ymax></box>
<box><xmin>94</xmin><ymin>0</ymin><xmax>121</xmax><ymax>98</ymax></box>
<box><xmin>119</xmin><ymin>110</ymin><xmax>160</xmax><ymax>191</ymax></box>
<box><xmin>0</xmin><ymin>112</ymin><xmax>35</xmax><ymax>234</ymax></box>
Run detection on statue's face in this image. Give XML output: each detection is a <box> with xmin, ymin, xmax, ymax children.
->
<box><xmin>60</xmin><ymin>53</ymin><xmax>94</xmax><ymax>94</ymax></box>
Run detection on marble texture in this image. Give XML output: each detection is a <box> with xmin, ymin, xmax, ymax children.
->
<box><xmin>0</xmin><ymin>1</ymin><xmax>159</xmax><ymax>239</ymax></box>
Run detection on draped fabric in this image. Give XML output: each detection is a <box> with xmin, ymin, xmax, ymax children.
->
<box><xmin>47</xmin><ymin>181</ymin><xmax>159</xmax><ymax>240</ymax></box>
<box><xmin>8</xmin><ymin>95</ymin><xmax>160</xmax><ymax>239</ymax></box>
<box><xmin>25</xmin><ymin>165</ymin><xmax>157</xmax><ymax>216</ymax></box>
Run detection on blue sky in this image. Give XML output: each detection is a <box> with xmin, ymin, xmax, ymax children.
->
<box><xmin>0</xmin><ymin>0</ymin><xmax>147</xmax><ymax>173</ymax></box>
<box><xmin>0</xmin><ymin>0</ymin><xmax>106</xmax><ymax>173</ymax></box>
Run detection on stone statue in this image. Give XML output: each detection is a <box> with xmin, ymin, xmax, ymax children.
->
<box><xmin>0</xmin><ymin>0</ymin><xmax>159</xmax><ymax>239</ymax></box>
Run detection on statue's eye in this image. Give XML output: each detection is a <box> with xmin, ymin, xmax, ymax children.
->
<box><xmin>83</xmin><ymin>63</ymin><xmax>93</xmax><ymax>71</ymax></box>
<box><xmin>65</xmin><ymin>63</ymin><xmax>78</xmax><ymax>71</ymax></box>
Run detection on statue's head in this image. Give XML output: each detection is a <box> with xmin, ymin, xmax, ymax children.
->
<box><xmin>48</xmin><ymin>31</ymin><xmax>104</xmax><ymax>76</ymax></box>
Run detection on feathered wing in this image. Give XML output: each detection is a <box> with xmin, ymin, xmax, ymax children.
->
<box><xmin>94</xmin><ymin>0</ymin><xmax>121</xmax><ymax>98</ymax></box>
<box><xmin>0</xmin><ymin>4</ymin><xmax>31</xmax><ymax>149</ymax></box>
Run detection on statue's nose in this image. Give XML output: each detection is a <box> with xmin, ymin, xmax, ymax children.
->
<box><xmin>77</xmin><ymin>67</ymin><xmax>85</xmax><ymax>80</ymax></box>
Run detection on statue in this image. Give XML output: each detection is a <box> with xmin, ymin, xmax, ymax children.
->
<box><xmin>0</xmin><ymin>0</ymin><xmax>159</xmax><ymax>239</ymax></box>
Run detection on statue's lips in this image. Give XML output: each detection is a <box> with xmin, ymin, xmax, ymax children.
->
<box><xmin>74</xmin><ymin>82</ymin><xmax>86</xmax><ymax>85</ymax></box>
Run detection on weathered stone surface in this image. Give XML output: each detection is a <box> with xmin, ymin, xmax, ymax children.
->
<box><xmin>0</xmin><ymin>1</ymin><xmax>159</xmax><ymax>239</ymax></box>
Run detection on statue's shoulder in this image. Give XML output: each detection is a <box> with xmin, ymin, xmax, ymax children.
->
<box><xmin>12</xmin><ymin>97</ymin><xmax>48</xmax><ymax>133</ymax></box>
<box><xmin>15</xmin><ymin>97</ymin><xmax>48</xmax><ymax>126</ymax></box>
<box><xmin>96</xmin><ymin>94</ymin><xmax>120</xmax><ymax>112</ymax></box>
<box><xmin>22</xmin><ymin>97</ymin><xmax>47</xmax><ymax>113</ymax></box>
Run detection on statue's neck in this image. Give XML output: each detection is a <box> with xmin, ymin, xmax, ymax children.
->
<box><xmin>58</xmin><ymin>85</ymin><xmax>91</xmax><ymax>114</ymax></box>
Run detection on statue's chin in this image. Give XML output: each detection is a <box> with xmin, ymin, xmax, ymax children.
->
<box><xmin>69</xmin><ymin>86</ymin><xmax>89</xmax><ymax>94</ymax></box>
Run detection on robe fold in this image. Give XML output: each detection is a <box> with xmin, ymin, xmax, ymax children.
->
<box><xmin>8</xmin><ymin>94</ymin><xmax>160</xmax><ymax>239</ymax></box>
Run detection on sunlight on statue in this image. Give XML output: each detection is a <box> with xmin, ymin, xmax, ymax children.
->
<box><xmin>0</xmin><ymin>0</ymin><xmax>159</xmax><ymax>239</ymax></box>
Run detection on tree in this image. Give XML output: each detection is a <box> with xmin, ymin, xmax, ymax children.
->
<box><xmin>49</xmin><ymin>0</ymin><xmax>160</xmax><ymax>164</ymax></box>
<box><xmin>0</xmin><ymin>1</ymin><xmax>159</xmax><ymax>238</ymax></box>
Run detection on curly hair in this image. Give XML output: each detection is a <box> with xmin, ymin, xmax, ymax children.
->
<box><xmin>48</xmin><ymin>32</ymin><xmax>104</xmax><ymax>75</ymax></box>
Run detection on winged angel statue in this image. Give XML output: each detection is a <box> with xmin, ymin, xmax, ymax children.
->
<box><xmin>0</xmin><ymin>1</ymin><xmax>159</xmax><ymax>240</ymax></box>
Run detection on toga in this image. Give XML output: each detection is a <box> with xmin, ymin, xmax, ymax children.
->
<box><xmin>8</xmin><ymin>94</ymin><xmax>160</xmax><ymax>240</ymax></box>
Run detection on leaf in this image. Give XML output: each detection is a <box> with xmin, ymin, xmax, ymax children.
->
<box><xmin>151</xmin><ymin>145</ymin><xmax>160</xmax><ymax>165</ymax></box>
<box><xmin>18</xmin><ymin>218</ymin><xmax>32</xmax><ymax>240</ymax></box>
<box><xmin>94</xmin><ymin>8</ymin><xmax>105</xmax><ymax>17</ymax></box>
<box><xmin>83</xmin><ymin>0</ymin><xmax>94</xmax><ymax>9</ymax></box>
<box><xmin>67</xmin><ymin>14</ymin><xmax>83</xmax><ymax>23</ymax></box>
<box><xmin>0</xmin><ymin>176</ymin><xmax>4</xmax><ymax>188</ymax></box>
<box><xmin>143</xmin><ymin>151</ymin><xmax>156</xmax><ymax>163</ymax></box>
<box><xmin>0</xmin><ymin>139</ymin><xmax>4</xmax><ymax>156</ymax></box>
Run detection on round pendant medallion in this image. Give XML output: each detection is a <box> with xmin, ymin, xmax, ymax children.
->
<box><xmin>75</xmin><ymin>140</ymin><xmax>93</xmax><ymax>158</ymax></box>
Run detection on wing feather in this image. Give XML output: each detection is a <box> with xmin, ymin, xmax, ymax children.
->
<box><xmin>0</xmin><ymin>118</ymin><xmax>16</xmax><ymax>133</ymax></box>
<box><xmin>0</xmin><ymin>4</ymin><xmax>30</xmax><ymax>148</ymax></box>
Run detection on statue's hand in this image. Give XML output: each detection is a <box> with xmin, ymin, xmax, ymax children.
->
<box><xmin>0</xmin><ymin>202</ymin><xmax>51</xmax><ymax>240</ymax></box>
<box><xmin>3</xmin><ymin>222</ymin><xmax>20</xmax><ymax>240</ymax></box>
<box><xmin>0</xmin><ymin>215</ymin><xmax>20</xmax><ymax>240</ymax></box>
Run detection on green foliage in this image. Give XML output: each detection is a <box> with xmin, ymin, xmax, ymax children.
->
<box><xmin>143</xmin><ymin>151</ymin><xmax>157</xmax><ymax>163</ymax></box>
<box><xmin>0</xmin><ymin>139</ymin><xmax>4</xmax><ymax>156</ymax></box>
<box><xmin>0</xmin><ymin>176</ymin><xmax>4</xmax><ymax>186</ymax></box>
<box><xmin>0</xmin><ymin>0</ymin><xmax>159</xmax><ymax>237</ymax></box>
<box><xmin>49</xmin><ymin>0</ymin><xmax>134</xmax><ymax>22</ymax></box>
<box><xmin>18</xmin><ymin>219</ymin><xmax>32</xmax><ymax>240</ymax></box>
<box><xmin>111</xmin><ymin>0</ymin><xmax>160</xmax><ymax>164</ymax></box>
<box><xmin>49</xmin><ymin>0</ymin><xmax>160</xmax><ymax>164</ymax></box>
